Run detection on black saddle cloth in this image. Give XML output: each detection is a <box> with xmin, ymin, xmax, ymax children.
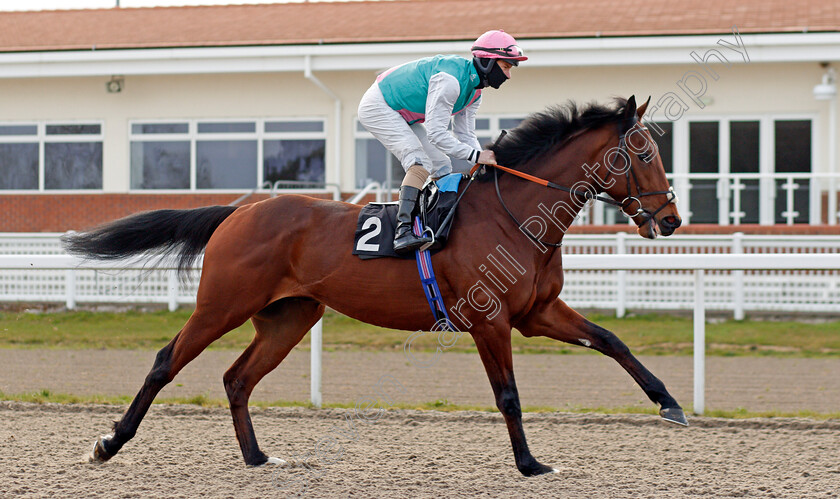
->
<box><xmin>352</xmin><ymin>177</ymin><xmax>463</xmax><ymax>260</ymax></box>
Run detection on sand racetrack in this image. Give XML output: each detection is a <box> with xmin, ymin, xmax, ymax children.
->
<box><xmin>2</xmin><ymin>403</ymin><xmax>840</xmax><ymax>498</ymax></box>
<box><xmin>1</xmin><ymin>350</ymin><xmax>839</xmax><ymax>497</ymax></box>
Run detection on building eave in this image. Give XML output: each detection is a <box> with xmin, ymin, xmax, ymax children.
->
<box><xmin>0</xmin><ymin>32</ymin><xmax>837</xmax><ymax>79</ymax></box>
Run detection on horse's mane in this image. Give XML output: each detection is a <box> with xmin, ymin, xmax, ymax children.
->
<box><xmin>481</xmin><ymin>97</ymin><xmax>628</xmax><ymax>180</ymax></box>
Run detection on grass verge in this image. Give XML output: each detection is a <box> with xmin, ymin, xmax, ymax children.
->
<box><xmin>2</xmin><ymin>389</ymin><xmax>838</xmax><ymax>420</ymax></box>
<box><xmin>1</xmin><ymin>308</ymin><xmax>839</xmax><ymax>357</ymax></box>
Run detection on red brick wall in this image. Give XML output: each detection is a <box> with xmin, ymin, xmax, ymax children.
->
<box><xmin>0</xmin><ymin>193</ymin><xmax>279</xmax><ymax>232</ymax></box>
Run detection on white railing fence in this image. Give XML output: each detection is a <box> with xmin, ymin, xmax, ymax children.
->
<box><xmin>561</xmin><ymin>232</ymin><xmax>840</xmax><ymax>317</ymax></box>
<box><xmin>344</xmin><ymin>180</ymin><xmax>384</xmax><ymax>205</ymax></box>
<box><xmin>564</xmin><ymin>253</ymin><xmax>840</xmax><ymax>414</ymax></box>
<box><xmin>261</xmin><ymin>180</ymin><xmax>342</xmax><ymax>201</ymax></box>
<box><xmin>1</xmin><ymin>233</ymin><xmax>838</xmax><ymax>316</ymax></box>
<box><xmin>2</xmin><ymin>252</ymin><xmax>838</xmax><ymax>414</ymax></box>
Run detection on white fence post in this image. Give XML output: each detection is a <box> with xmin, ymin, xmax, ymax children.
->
<box><xmin>310</xmin><ymin>318</ymin><xmax>323</xmax><ymax>408</ymax></box>
<box><xmin>616</xmin><ymin>232</ymin><xmax>627</xmax><ymax>318</ymax></box>
<box><xmin>65</xmin><ymin>269</ymin><xmax>76</xmax><ymax>310</ymax></box>
<box><xmin>732</xmin><ymin>232</ymin><xmax>745</xmax><ymax>321</ymax></box>
<box><xmin>809</xmin><ymin>176</ymin><xmax>820</xmax><ymax>225</ymax></box>
<box><xmin>167</xmin><ymin>270</ymin><xmax>178</xmax><ymax>312</ymax></box>
<box><xmin>693</xmin><ymin>269</ymin><xmax>706</xmax><ymax>415</ymax></box>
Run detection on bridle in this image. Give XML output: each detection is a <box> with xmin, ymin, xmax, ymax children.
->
<box><xmin>486</xmin><ymin>120</ymin><xmax>678</xmax><ymax>248</ymax></box>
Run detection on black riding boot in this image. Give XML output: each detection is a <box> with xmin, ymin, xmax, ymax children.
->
<box><xmin>393</xmin><ymin>186</ymin><xmax>431</xmax><ymax>254</ymax></box>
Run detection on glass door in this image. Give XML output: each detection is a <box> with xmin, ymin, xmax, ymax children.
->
<box><xmin>688</xmin><ymin>121</ymin><xmax>719</xmax><ymax>223</ymax></box>
<box><xmin>729</xmin><ymin>121</ymin><xmax>760</xmax><ymax>224</ymax></box>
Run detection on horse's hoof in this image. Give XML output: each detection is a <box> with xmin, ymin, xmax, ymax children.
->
<box><xmin>88</xmin><ymin>434</ymin><xmax>114</xmax><ymax>463</ymax></box>
<box><xmin>248</xmin><ymin>456</ymin><xmax>287</xmax><ymax>468</ymax></box>
<box><xmin>520</xmin><ymin>462</ymin><xmax>557</xmax><ymax>477</ymax></box>
<box><xmin>660</xmin><ymin>407</ymin><xmax>689</xmax><ymax>426</ymax></box>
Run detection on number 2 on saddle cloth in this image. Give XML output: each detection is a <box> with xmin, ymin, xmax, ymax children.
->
<box><xmin>351</xmin><ymin>172</ymin><xmax>468</xmax><ymax>330</ymax></box>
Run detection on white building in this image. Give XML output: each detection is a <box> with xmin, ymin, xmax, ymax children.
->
<box><xmin>0</xmin><ymin>0</ymin><xmax>838</xmax><ymax>231</ymax></box>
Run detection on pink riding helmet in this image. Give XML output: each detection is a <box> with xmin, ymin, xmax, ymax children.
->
<box><xmin>471</xmin><ymin>29</ymin><xmax>528</xmax><ymax>66</ymax></box>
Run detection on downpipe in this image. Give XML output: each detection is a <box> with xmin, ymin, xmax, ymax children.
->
<box><xmin>304</xmin><ymin>55</ymin><xmax>342</xmax><ymax>191</ymax></box>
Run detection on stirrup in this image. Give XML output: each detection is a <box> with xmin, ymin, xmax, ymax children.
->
<box><xmin>394</xmin><ymin>228</ymin><xmax>431</xmax><ymax>254</ymax></box>
<box><xmin>418</xmin><ymin>227</ymin><xmax>435</xmax><ymax>252</ymax></box>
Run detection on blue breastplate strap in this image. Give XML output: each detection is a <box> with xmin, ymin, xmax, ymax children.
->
<box><xmin>412</xmin><ymin>216</ymin><xmax>455</xmax><ymax>329</ymax></box>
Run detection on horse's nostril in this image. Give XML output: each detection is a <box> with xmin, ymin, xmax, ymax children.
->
<box><xmin>662</xmin><ymin>216</ymin><xmax>681</xmax><ymax>229</ymax></box>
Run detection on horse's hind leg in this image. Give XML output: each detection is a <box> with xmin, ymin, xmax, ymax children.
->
<box><xmin>518</xmin><ymin>298</ymin><xmax>688</xmax><ymax>426</ymax></box>
<box><xmin>89</xmin><ymin>306</ymin><xmax>254</xmax><ymax>463</ymax></box>
<box><xmin>223</xmin><ymin>297</ymin><xmax>325</xmax><ymax>466</ymax></box>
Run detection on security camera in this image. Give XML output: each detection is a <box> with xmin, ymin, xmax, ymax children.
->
<box><xmin>106</xmin><ymin>76</ymin><xmax>124</xmax><ymax>93</ymax></box>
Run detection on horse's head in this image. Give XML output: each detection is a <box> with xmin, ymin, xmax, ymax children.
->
<box><xmin>603</xmin><ymin>95</ymin><xmax>682</xmax><ymax>239</ymax></box>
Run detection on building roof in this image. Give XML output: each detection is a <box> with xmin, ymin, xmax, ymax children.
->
<box><xmin>0</xmin><ymin>0</ymin><xmax>838</xmax><ymax>53</ymax></box>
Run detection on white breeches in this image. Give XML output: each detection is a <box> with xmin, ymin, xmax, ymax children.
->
<box><xmin>357</xmin><ymin>83</ymin><xmax>453</xmax><ymax>177</ymax></box>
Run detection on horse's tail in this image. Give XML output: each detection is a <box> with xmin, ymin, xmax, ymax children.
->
<box><xmin>61</xmin><ymin>205</ymin><xmax>238</xmax><ymax>274</ymax></box>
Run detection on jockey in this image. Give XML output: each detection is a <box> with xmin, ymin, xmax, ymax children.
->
<box><xmin>358</xmin><ymin>29</ymin><xmax>527</xmax><ymax>254</ymax></box>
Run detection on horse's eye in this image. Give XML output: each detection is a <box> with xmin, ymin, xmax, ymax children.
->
<box><xmin>638</xmin><ymin>152</ymin><xmax>650</xmax><ymax>163</ymax></box>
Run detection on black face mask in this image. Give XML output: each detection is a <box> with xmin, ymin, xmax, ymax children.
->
<box><xmin>473</xmin><ymin>57</ymin><xmax>509</xmax><ymax>89</ymax></box>
<box><xmin>486</xmin><ymin>61</ymin><xmax>509</xmax><ymax>89</ymax></box>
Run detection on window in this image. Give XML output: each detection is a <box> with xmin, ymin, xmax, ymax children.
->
<box><xmin>0</xmin><ymin>125</ymin><xmax>38</xmax><ymax>190</ymax></box>
<box><xmin>130</xmin><ymin>119</ymin><xmax>326</xmax><ymax>190</ymax></box>
<box><xmin>673</xmin><ymin>117</ymin><xmax>813</xmax><ymax>225</ymax></box>
<box><xmin>196</xmin><ymin>122</ymin><xmax>257</xmax><ymax>189</ymax></box>
<box><xmin>730</xmin><ymin>121</ymin><xmax>760</xmax><ymax>224</ymax></box>
<box><xmin>0</xmin><ymin>123</ymin><xmax>103</xmax><ymax>191</ymax></box>
<box><xmin>130</xmin><ymin>122</ymin><xmax>190</xmax><ymax>189</ymax></box>
<box><xmin>773</xmin><ymin>120</ymin><xmax>811</xmax><ymax>224</ymax></box>
<box><xmin>263</xmin><ymin>121</ymin><xmax>326</xmax><ymax>187</ymax></box>
<box><xmin>649</xmin><ymin>121</ymin><xmax>673</xmax><ymax>174</ymax></box>
<box><xmin>354</xmin><ymin>115</ymin><xmax>524</xmax><ymax>190</ymax></box>
<box><xmin>688</xmin><ymin>121</ymin><xmax>720</xmax><ymax>224</ymax></box>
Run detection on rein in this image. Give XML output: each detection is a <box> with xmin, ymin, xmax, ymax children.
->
<box><xmin>488</xmin><ymin>162</ymin><xmax>623</xmax><ymax>207</ymax></box>
<box><xmin>476</xmin><ymin>122</ymin><xmax>677</xmax><ymax>248</ymax></box>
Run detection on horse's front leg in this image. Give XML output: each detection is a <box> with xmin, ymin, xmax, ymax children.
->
<box><xmin>471</xmin><ymin>326</ymin><xmax>557</xmax><ymax>476</ymax></box>
<box><xmin>517</xmin><ymin>298</ymin><xmax>688</xmax><ymax>426</ymax></box>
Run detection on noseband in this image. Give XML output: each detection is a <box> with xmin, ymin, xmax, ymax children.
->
<box><xmin>487</xmin><ymin>121</ymin><xmax>677</xmax><ymax>248</ymax></box>
<box><xmin>605</xmin><ymin>133</ymin><xmax>677</xmax><ymax>226</ymax></box>
<box><xmin>610</xmin><ymin>124</ymin><xmax>678</xmax><ymax>224</ymax></box>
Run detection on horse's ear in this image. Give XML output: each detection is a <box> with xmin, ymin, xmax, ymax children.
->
<box><xmin>624</xmin><ymin>95</ymin><xmax>637</xmax><ymax>119</ymax></box>
<box><xmin>637</xmin><ymin>96</ymin><xmax>651</xmax><ymax>118</ymax></box>
<box><xmin>622</xmin><ymin>95</ymin><xmax>638</xmax><ymax>132</ymax></box>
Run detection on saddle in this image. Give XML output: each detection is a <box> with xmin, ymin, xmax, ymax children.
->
<box><xmin>352</xmin><ymin>173</ymin><xmax>465</xmax><ymax>259</ymax></box>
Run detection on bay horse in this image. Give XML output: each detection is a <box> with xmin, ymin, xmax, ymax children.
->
<box><xmin>64</xmin><ymin>95</ymin><xmax>685</xmax><ymax>477</ymax></box>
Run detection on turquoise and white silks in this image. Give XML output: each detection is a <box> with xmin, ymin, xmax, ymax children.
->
<box><xmin>357</xmin><ymin>55</ymin><xmax>483</xmax><ymax>177</ymax></box>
